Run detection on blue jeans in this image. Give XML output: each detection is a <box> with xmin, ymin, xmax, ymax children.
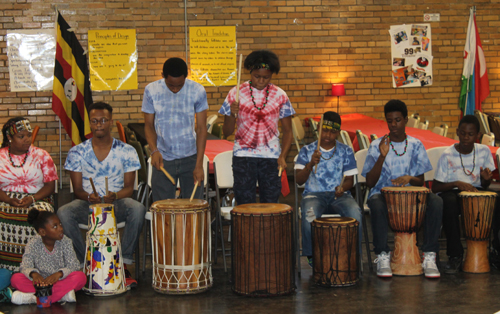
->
<box><xmin>58</xmin><ymin>198</ymin><xmax>146</xmax><ymax>264</ymax></box>
<box><xmin>0</xmin><ymin>268</ymin><xmax>11</xmax><ymax>291</ymax></box>
<box><xmin>367</xmin><ymin>193</ymin><xmax>443</xmax><ymax>255</ymax></box>
<box><xmin>301</xmin><ymin>192</ymin><xmax>362</xmax><ymax>257</ymax></box>
<box><xmin>152</xmin><ymin>154</ymin><xmax>202</xmax><ymax>202</ymax></box>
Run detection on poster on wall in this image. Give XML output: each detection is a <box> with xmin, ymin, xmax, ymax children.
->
<box><xmin>390</xmin><ymin>24</ymin><xmax>432</xmax><ymax>88</ymax></box>
<box><xmin>6</xmin><ymin>29</ymin><xmax>56</xmax><ymax>92</ymax></box>
<box><xmin>189</xmin><ymin>26</ymin><xmax>237</xmax><ymax>87</ymax></box>
<box><xmin>88</xmin><ymin>29</ymin><xmax>138</xmax><ymax>91</ymax></box>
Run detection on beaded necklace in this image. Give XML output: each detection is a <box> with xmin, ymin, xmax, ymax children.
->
<box><xmin>458</xmin><ymin>144</ymin><xmax>475</xmax><ymax>176</ymax></box>
<box><xmin>9</xmin><ymin>146</ymin><xmax>29</xmax><ymax>168</ymax></box>
<box><xmin>320</xmin><ymin>144</ymin><xmax>336</xmax><ymax>160</ymax></box>
<box><xmin>249</xmin><ymin>82</ymin><xmax>270</xmax><ymax>110</ymax></box>
<box><xmin>388</xmin><ymin>134</ymin><xmax>408</xmax><ymax>157</ymax></box>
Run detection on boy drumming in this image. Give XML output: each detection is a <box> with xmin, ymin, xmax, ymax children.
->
<box><xmin>295</xmin><ymin>111</ymin><xmax>362</xmax><ymax>267</ymax></box>
<box><xmin>432</xmin><ymin>115</ymin><xmax>499</xmax><ymax>273</ymax></box>
<box><xmin>362</xmin><ymin>100</ymin><xmax>443</xmax><ymax>278</ymax></box>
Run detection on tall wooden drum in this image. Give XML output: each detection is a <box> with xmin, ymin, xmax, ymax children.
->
<box><xmin>149</xmin><ymin>199</ymin><xmax>212</xmax><ymax>294</ymax></box>
<box><xmin>381</xmin><ymin>186</ymin><xmax>429</xmax><ymax>276</ymax></box>
<box><xmin>459</xmin><ymin>191</ymin><xmax>497</xmax><ymax>273</ymax></box>
<box><xmin>312</xmin><ymin>217</ymin><xmax>359</xmax><ymax>287</ymax></box>
<box><xmin>231</xmin><ymin>203</ymin><xmax>295</xmax><ymax>297</ymax></box>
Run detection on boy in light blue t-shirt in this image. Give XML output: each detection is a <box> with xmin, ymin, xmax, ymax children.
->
<box><xmin>295</xmin><ymin>111</ymin><xmax>362</xmax><ymax>268</ymax></box>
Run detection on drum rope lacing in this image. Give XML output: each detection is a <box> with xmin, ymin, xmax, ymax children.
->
<box><xmin>458</xmin><ymin>145</ymin><xmax>476</xmax><ymax>176</ymax></box>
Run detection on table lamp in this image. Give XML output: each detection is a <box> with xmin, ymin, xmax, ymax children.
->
<box><xmin>332</xmin><ymin>84</ymin><xmax>345</xmax><ymax>113</ymax></box>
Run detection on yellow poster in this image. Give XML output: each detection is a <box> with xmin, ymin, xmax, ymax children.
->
<box><xmin>88</xmin><ymin>29</ymin><xmax>138</xmax><ymax>91</ymax></box>
<box><xmin>189</xmin><ymin>26</ymin><xmax>236</xmax><ymax>87</ymax></box>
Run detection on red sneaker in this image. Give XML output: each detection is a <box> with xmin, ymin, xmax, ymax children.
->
<box><xmin>124</xmin><ymin>266</ymin><xmax>138</xmax><ymax>290</ymax></box>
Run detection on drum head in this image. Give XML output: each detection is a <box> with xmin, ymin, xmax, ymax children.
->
<box><xmin>381</xmin><ymin>186</ymin><xmax>429</xmax><ymax>193</ymax></box>
<box><xmin>150</xmin><ymin>199</ymin><xmax>208</xmax><ymax>212</ymax></box>
<box><xmin>232</xmin><ymin>203</ymin><xmax>292</xmax><ymax>215</ymax></box>
<box><xmin>313</xmin><ymin>217</ymin><xmax>357</xmax><ymax>226</ymax></box>
<box><xmin>459</xmin><ymin>191</ymin><xmax>498</xmax><ymax>198</ymax></box>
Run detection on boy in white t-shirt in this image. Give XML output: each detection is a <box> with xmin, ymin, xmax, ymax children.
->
<box><xmin>433</xmin><ymin>115</ymin><xmax>498</xmax><ymax>274</ymax></box>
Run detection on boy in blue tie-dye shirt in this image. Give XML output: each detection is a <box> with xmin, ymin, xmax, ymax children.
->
<box><xmin>295</xmin><ymin>111</ymin><xmax>362</xmax><ymax>267</ymax></box>
<box><xmin>361</xmin><ymin>100</ymin><xmax>442</xmax><ymax>279</ymax></box>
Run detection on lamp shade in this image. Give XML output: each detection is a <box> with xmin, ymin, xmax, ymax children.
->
<box><xmin>331</xmin><ymin>84</ymin><xmax>345</xmax><ymax>97</ymax></box>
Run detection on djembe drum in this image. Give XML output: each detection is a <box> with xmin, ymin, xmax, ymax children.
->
<box><xmin>381</xmin><ymin>186</ymin><xmax>429</xmax><ymax>276</ymax></box>
<box><xmin>149</xmin><ymin>199</ymin><xmax>212</xmax><ymax>294</ymax></box>
<box><xmin>231</xmin><ymin>203</ymin><xmax>295</xmax><ymax>297</ymax></box>
<box><xmin>312</xmin><ymin>217</ymin><xmax>359</xmax><ymax>287</ymax></box>
<box><xmin>83</xmin><ymin>204</ymin><xmax>127</xmax><ymax>296</ymax></box>
<box><xmin>459</xmin><ymin>191</ymin><xmax>498</xmax><ymax>273</ymax></box>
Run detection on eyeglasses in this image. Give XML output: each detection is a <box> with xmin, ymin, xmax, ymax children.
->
<box><xmin>90</xmin><ymin>118</ymin><xmax>109</xmax><ymax>125</ymax></box>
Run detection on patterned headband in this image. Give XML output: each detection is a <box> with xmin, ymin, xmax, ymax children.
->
<box><xmin>251</xmin><ymin>63</ymin><xmax>271</xmax><ymax>72</ymax></box>
<box><xmin>7</xmin><ymin>119</ymin><xmax>32</xmax><ymax>136</ymax></box>
<box><xmin>323</xmin><ymin>120</ymin><xmax>341</xmax><ymax>131</ymax></box>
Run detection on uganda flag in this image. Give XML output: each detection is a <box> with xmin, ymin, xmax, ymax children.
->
<box><xmin>52</xmin><ymin>11</ymin><xmax>92</xmax><ymax>146</ymax></box>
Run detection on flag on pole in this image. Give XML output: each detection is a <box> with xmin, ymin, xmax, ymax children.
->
<box><xmin>459</xmin><ymin>6</ymin><xmax>490</xmax><ymax>116</ymax></box>
<box><xmin>52</xmin><ymin>11</ymin><xmax>92</xmax><ymax>146</ymax></box>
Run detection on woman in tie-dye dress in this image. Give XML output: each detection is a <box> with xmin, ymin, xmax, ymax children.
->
<box><xmin>0</xmin><ymin>117</ymin><xmax>58</xmax><ymax>271</ymax></box>
<box><xmin>219</xmin><ymin>50</ymin><xmax>295</xmax><ymax>205</ymax></box>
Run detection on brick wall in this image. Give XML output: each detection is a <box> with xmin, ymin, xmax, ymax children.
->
<box><xmin>1</xmin><ymin>0</ymin><xmax>499</xmax><ymax>179</ymax></box>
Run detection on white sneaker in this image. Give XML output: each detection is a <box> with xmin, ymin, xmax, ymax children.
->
<box><xmin>374</xmin><ymin>251</ymin><xmax>392</xmax><ymax>278</ymax></box>
<box><xmin>11</xmin><ymin>291</ymin><xmax>36</xmax><ymax>305</ymax></box>
<box><xmin>60</xmin><ymin>290</ymin><xmax>76</xmax><ymax>303</ymax></box>
<box><xmin>422</xmin><ymin>252</ymin><xmax>440</xmax><ymax>278</ymax></box>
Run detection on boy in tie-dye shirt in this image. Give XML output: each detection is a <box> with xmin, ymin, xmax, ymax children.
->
<box><xmin>295</xmin><ymin>111</ymin><xmax>362</xmax><ymax>267</ymax></box>
<box><xmin>219</xmin><ymin>50</ymin><xmax>295</xmax><ymax>204</ymax></box>
<box><xmin>362</xmin><ymin>100</ymin><xmax>442</xmax><ymax>279</ymax></box>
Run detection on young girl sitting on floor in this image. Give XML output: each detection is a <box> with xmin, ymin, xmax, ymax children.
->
<box><xmin>10</xmin><ymin>209</ymin><xmax>86</xmax><ymax>305</ymax></box>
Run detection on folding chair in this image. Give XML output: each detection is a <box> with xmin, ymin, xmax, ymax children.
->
<box><xmin>116</xmin><ymin>121</ymin><xmax>127</xmax><ymax>143</ymax></box>
<box><xmin>481</xmin><ymin>132</ymin><xmax>495</xmax><ymax>147</ymax></box>
<box><xmin>408</xmin><ymin>113</ymin><xmax>420</xmax><ymax>129</ymax></box>
<box><xmin>291</xmin><ymin>115</ymin><xmax>306</xmax><ymax>151</ymax></box>
<box><xmin>293</xmin><ymin>155</ymin><xmax>305</xmax><ymax>275</ymax></box>
<box><xmin>432</xmin><ymin>124</ymin><xmax>449</xmax><ymax>137</ymax></box>
<box><xmin>207</xmin><ymin>114</ymin><xmax>218</xmax><ymax>133</ymax></box>
<box><xmin>370</xmin><ymin>134</ymin><xmax>378</xmax><ymax>142</ymax></box>
<box><xmin>475</xmin><ymin>110</ymin><xmax>491</xmax><ymax>135</ymax></box>
<box><xmin>213</xmin><ymin>151</ymin><xmax>234</xmax><ymax>273</ymax></box>
<box><xmin>309</xmin><ymin>118</ymin><xmax>319</xmax><ymax>141</ymax></box>
<box><xmin>339</xmin><ymin>130</ymin><xmax>354</xmax><ymax>150</ymax></box>
<box><xmin>353</xmin><ymin>148</ymin><xmax>373</xmax><ymax>271</ymax></box>
<box><xmin>424</xmin><ymin>146</ymin><xmax>448</xmax><ymax>187</ymax></box>
<box><xmin>419</xmin><ymin>120</ymin><xmax>429</xmax><ymax>130</ymax></box>
<box><xmin>356</xmin><ymin>130</ymin><xmax>370</xmax><ymax>150</ymax></box>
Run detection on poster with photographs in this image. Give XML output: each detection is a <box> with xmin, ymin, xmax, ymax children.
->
<box><xmin>390</xmin><ymin>24</ymin><xmax>432</xmax><ymax>88</ymax></box>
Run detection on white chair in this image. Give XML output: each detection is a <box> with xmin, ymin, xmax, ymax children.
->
<box><xmin>475</xmin><ymin>110</ymin><xmax>491</xmax><ymax>135</ymax></box>
<box><xmin>424</xmin><ymin>146</ymin><xmax>448</xmax><ymax>183</ymax></box>
<box><xmin>370</xmin><ymin>134</ymin><xmax>378</xmax><ymax>142</ymax></box>
<box><xmin>213</xmin><ymin>151</ymin><xmax>234</xmax><ymax>272</ymax></box>
<box><xmin>293</xmin><ymin>155</ymin><xmax>305</xmax><ymax>275</ymax></box>
<box><xmin>353</xmin><ymin>148</ymin><xmax>373</xmax><ymax>271</ymax></box>
<box><xmin>206</xmin><ymin>114</ymin><xmax>218</xmax><ymax>133</ymax></box>
<box><xmin>408</xmin><ymin>113</ymin><xmax>420</xmax><ymax>129</ymax></box>
<box><xmin>291</xmin><ymin>115</ymin><xmax>306</xmax><ymax>151</ymax></box>
<box><xmin>432</xmin><ymin>124</ymin><xmax>449</xmax><ymax>137</ymax></box>
<box><xmin>419</xmin><ymin>120</ymin><xmax>429</xmax><ymax>130</ymax></box>
<box><xmin>356</xmin><ymin>130</ymin><xmax>370</xmax><ymax>150</ymax></box>
<box><xmin>339</xmin><ymin>130</ymin><xmax>354</xmax><ymax>150</ymax></box>
<box><xmin>481</xmin><ymin>132</ymin><xmax>496</xmax><ymax>147</ymax></box>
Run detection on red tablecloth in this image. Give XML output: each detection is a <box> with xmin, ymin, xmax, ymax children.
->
<box><xmin>205</xmin><ymin>139</ymin><xmax>290</xmax><ymax>196</ymax></box>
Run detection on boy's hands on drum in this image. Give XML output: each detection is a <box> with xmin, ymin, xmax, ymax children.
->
<box><xmin>391</xmin><ymin>175</ymin><xmax>412</xmax><ymax>186</ymax></box>
<box><xmin>230</xmin><ymin>101</ymin><xmax>240</xmax><ymax>118</ymax></box>
<box><xmin>43</xmin><ymin>272</ymin><xmax>63</xmax><ymax>285</ymax></box>
<box><xmin>480</xmin><ymin>167</ymin><xmax>493</xmax><ymax>181</ymax></box>
<box><xmin>379</xmin><ymin>135</ymin><xmax>390</xmax><ymax>157</ymax></box>
<box><xmin>103</xmin><ymin>191</ymin><xmax>117</xmax><ymax>203</ymax></box>
<box><xmin>456</xmin><ymin>181</ymin><xmax>478</xmax><ymax>192</ymax></box>
<box><xmin>88</xmin><ymin>193</ymin><xmax>101</xmax><ymax>204</ymax></box>
<box><xmin>30</xmin><ymin>272</ymin><xmax>44</xmax><ymax>285</ymax></box>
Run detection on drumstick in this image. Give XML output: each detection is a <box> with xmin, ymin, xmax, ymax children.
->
<box><xmin>105</xmin><ymin>176</ymin><xmax>108</xmax><ymax>195</ymax></box>
<box><xmin>190</xmin><ymin>181</ymin><xmax>199</xmax><ymax>202</ymax></box>
<box><xmin>234</xmin><ymin>54</ymin><xmax>243</xmax><ymax>118</ymax></box>
<box><xmin>314</xmin><ymin>114</ymin><xmax>324</xmax><ymax>174</ymax></box>
<box><xmin>89</xmin><ymin>178</ymin><xmax>98</xmax><ymax>197</ymax></box>
<box><xmin>278</xmin><ymin>166</ymin><xmax>283</xmax><ymax>177</ymax></box>
<box><xmin>160</xmin><ymin>166</ymin><xmax>176</xmax><ymax>185</ymax></box>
